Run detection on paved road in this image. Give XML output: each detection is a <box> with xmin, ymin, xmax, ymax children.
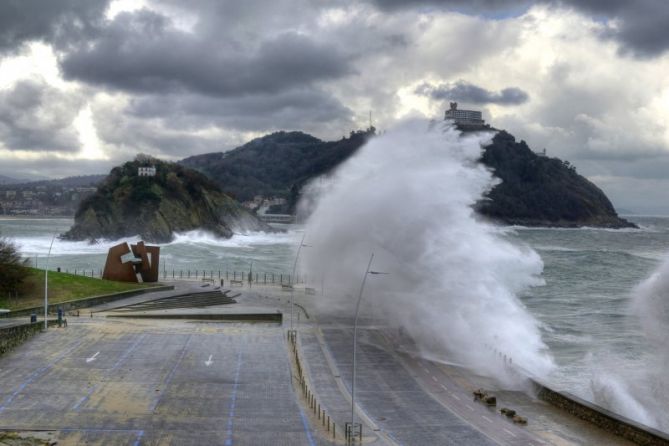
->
<box><xmin>401</xmin><ymin>352</ymin><xmax>546</xmax><ymax>445</ymax></box>
<box><xmin>321</xmin><ymin>327</ymin><xmax>503</xmax><ymax>445</ymax></box>
<box><xmin>0</xmin><ymin>316</ymin><xmax>331</xmax><ymax>445</ymax></box>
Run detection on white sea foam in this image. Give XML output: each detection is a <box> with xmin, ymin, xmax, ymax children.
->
<box><xmin>300</xmin><ymin>119</ymin><xmax>555</xmax><ymax>382</ymax></box>
<box><xmin>169</xmin><ymin>229</ymin><xmax>300</xmax><ymax>248</ymax></box>
<box><xmin>587</xmin><ymin>255</ymin><xmax>669</xmax><ymax>430</ymax></box>
<box><xmin>14</xmin><ymin>235</ymin><xmax>143</xmax><ymax>257</ymax></box>
<box><xmin>13</xmin><ymin>229</ymin><xmax>299</xmax><ymax>254</ymax></box>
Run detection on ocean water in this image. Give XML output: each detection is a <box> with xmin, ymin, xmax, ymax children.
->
<box><xmin>0</xmin><ymin>217</ymin><xmax>299</xmax><ymax>277</ymax></box>
<box><xmin>510</xmin><ymin>216</ymin><xmax>669</xmax><ymax>429</ymax></box>
<box><xmin>1</xmin><ymin>214</ymin><xmax>668</xmax><ymax>429</ymax></box>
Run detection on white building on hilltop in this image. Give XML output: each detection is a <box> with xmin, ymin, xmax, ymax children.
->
<box><xmin>138</xmin><ymin>166</ymin><xmax>156</xmax><ymax>177</ymax></box>
<box><xmin>444</xmin><ymin>102</ymin><xmax>485</xmax><ymax>126</ymax></box>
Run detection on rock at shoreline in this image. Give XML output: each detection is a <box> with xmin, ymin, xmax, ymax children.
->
<box><xmin>62</xmin><ymin>156</ymin><xmax>271</xmax><ymax>243</ymax></box>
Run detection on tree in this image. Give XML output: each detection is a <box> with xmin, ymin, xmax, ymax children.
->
<box><xmin>0</xmin><ymin>233</ymin><xmax>29</xmax><ymax>295</ymax></box>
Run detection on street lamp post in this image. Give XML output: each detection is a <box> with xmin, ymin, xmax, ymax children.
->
<box><xmin>289</xmin><ymin>232</ymin><xmax>310</xmax><ymax>331</ymax></box>
<box><xmin>44</xmin><ymin>234</ymin><xmax>56</xmax><ymax>331</ymax></box>
<box><xmin>348</xmin><ymin>253</ymin><xmax>388</xmax><ymax>443</ymax></box>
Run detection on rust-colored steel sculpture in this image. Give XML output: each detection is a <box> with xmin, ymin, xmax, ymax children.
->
<box><xmin>102</xmin><ymin>241</ymin><xmax>160</xmax><ymax>283</ymax></box>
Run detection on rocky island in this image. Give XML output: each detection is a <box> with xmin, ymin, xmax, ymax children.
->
<box><xmin>477</xmin><ymin>130</ymin><xmax>635</xmax><ymax>228</ymax></box>
<box><xmin>62</xmin><ymin>156</ymin><xmax>270</xmax><ymax>243</ymax></box>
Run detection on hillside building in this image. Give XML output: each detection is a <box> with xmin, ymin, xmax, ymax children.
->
<box><xmin>138</xmin><ymin>166</ymin><xmax>156</xmax><ymax>177</ymax></box>
<box><xmin>444</xmin><ymin>102</ymin><xmax>485</xmax><ymax>126</ymax></box>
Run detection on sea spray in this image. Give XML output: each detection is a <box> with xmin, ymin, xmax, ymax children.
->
<box><xmin>590</xmin><ymin>254</ymin><xmax>669</xmax><ymax>430</ymax></box>
<box><xmin>299</xmin><ymin>120</ymin><xmax>555</xmax><ymax>381</ymax></box>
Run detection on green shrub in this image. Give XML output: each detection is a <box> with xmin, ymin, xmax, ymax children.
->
<box><xmin>0</xmin><ymin>235</ymin><xmax>29</xmax><ymax>295</ymax></box>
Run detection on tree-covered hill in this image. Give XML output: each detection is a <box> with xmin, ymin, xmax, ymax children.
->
<box><xmin>180</xmin><ymin>129</ymin><xmax>375</xmax><ymax>205</ymax></box>
<box><xmin>477</xmin><ymin>130</ymin><xmax>634</xmax><ymax>228</ymax></box>
<box><xmin>182</xmin><ymin>125</ymin><xmax>633</xmax><ymax>229</ymax></box>
<box><xmin>62</xmin><ymin>156</ymin><xmax>269</xmax><ymax>243</ymax></box>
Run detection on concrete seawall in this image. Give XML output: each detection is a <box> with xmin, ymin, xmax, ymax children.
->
<box><xmin>107</xmin><ymin>313</ymin><xmax>282</xmax><ymax>322</ymax></box>
<box><xmin>0</xmin><ymin>285</ymin><xmax>174</xmax><ymax>320</ymax></box>
<box><xmin>531</xmin><ymin>379</ymin><xmax>669</xmax><ymax>446</ymax></box>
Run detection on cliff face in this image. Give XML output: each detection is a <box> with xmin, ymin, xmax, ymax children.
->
<box><xmin>62</xmin><ymin>157</ymin><xmax>270</xmax><ymax>243</ymax></box>
<box><xmin>477</xmin><ymin>130</ymin><xmax>635</xmax><ymax>228</ymax></box>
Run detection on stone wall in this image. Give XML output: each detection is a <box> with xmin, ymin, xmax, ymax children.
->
<box><xmin>0</xmin><ymin>321</ymin><xmax>57</xmax><ymax>357</ymax></box>
<box><xmin>532</xmin><ymin>379</ymin><xmax>669</xmax><ymax>446</ymax></box>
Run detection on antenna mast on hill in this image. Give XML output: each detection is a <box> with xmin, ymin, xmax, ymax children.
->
<box><xmin>369</xmin><ymin>110</ymin><xmax>373</xmax><ymax>129</ymax></box>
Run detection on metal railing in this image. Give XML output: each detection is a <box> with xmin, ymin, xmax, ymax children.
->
<box><xmin>38</xmin><ymin>267</ymin><xmax>309</xmax><ymax>286</ymax></box>
<box><xmin>288</xmin><ymin>331</ymin><xmax>338</xmax><ymax>441</ymax></box>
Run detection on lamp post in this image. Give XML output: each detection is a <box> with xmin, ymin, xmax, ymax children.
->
<box><xmin>349</xmin><ymin>253</ymin><xmax>388</xmax><ymax>442</ymax></box>
<box><xmin>289</xmin><ymin>232</ymin><xmax>310</xmax><ymax>331</ymax></box>
<box><xmin>44</xmin><ymin>234</ymin><xmax>56</xmax><ymax>331</ymax></box>
<box><xmin>247</xmin><ymin>261</ymin><xmax>253</xmax><ymax>288</ymax></box>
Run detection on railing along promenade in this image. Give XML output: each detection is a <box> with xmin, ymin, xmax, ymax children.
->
<box><xmin>37</xmin><ymin>266</ymin><xmax>304</xmax><ymax>286</ymax></box>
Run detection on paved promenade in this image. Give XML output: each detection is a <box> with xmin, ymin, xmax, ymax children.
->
<box><xmin>0</xmin><ymin>284</ymin><xmax>640</xmax><ymax>445</ymax></box>
<box><xmin>0</xmin><ymin>289</ymin><xmax>331</xmax><ymax>445</ymax></box>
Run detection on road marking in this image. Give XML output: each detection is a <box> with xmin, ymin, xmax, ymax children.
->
<box><xmin>450</xmin><ymin>393</ymin><xmax>461</xmax><ymax>401</ymax></box>
<box><xmin>133</xmin><ymin>430</ymin><xmax>145</xmax><ymax>446</ymax></box>
<box><xmin>431</xmin><ymin>375</ymin><xmax>439</xmax><ymax>382</ymax></box>
<box><xmin>112</xmin><ymin>334</ymin><xmax>146</xmax><ymax>369</ymax></box>
<box><xmin>440</xmin><ymin>384</ymin><xmax>449</xmax><ymax>391</ymax></box>
<box><xmin>224</xmin><ymin>351</ymin><xmax>243</xmax><ymax>446</ymax></box>
<box><xmin>422</xmin><ymin>366</ymin><xmax>430</xmax><ymax>373</ymax></box>
<box><xmin>298</xmin><ymin>407</ymin><xmax>317</xmax><ymax>446</ymax></box>
<box><xmin>86</xmin><ymin>352</ymin><xmax>100</xmax><ymax>363</ymax></box>
<box><xmin>503</xmin><ymin>428</ymin><xmax>517</xmax><ymax>438</ymax></box>
<box><xmin>482</xmin><ymin>415</ymin><xmax>493</xmax><ymax>424</ymax></box>
<box><xmin>150</xmin><ymin>335</ymin><xmax>192</xmax><ymax>413</ymax></box>
<box><xmin>466</xmin><ymin>404</ymin><xmax>475</xmax><ymax>411</ymax></box>
<box><xmin>0</xmin><ymin>339</ymin><xmax>84</xmax><ymax>414</ymax></box>
<box><xmin>205</xmin><ymin>354</ymin><xmax>213</xmax><ymax>366</ymax></box>
<box><xmin>72</xmin><ymin>385</ymin><xmax>98</xmax><ymax>411</ymax></box>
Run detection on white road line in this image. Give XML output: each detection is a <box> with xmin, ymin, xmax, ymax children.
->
<box><xmin>431</xmin><ymin>375</ymin><xmax>439</xmax><ymax>382</ymax></box>
<box><xmin>450</xmin><ymin>393</ymin><xmax>461</xmax><ymax>401</ymax></box>
<box><xmin>205</xmin><ymin>354</ymin><xmax>213</xmax><ymax>366</ymax></box>
<box><xmin>482</xmin><ymin>415</ymin><xmax>493</xmax><ymax>424</ymax></box>
<box><xmin>86</xmin><ymin>352</ymin><xmax>100</xmax><ymax>363</ymax></box>
<box><xmin>503</xmin><ymin>428</ymin><xmax>517</xmax><ymax>438</ymax></box>
<box><xmin>440</xmin><ymin>384</ymin><xmax>449</xmax><ymax>391</ymax></box>
<box><xmin>422</xmin><ymin>366</ymin><xmax>430</xmax><ymax>373</ymax></box>
<box><xmin>466</xmin><ymin>404</ymin><xmax>475</xmax><ymax>411</ymax></box>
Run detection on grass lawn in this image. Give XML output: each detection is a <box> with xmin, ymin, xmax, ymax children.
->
<box><xmin>0</xmin><ymin>267</ymin><xmax>153</xmax><ymax>311</ymax></box>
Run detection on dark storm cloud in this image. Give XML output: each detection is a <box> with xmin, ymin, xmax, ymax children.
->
<box><xmin>0</xmin><ymin>0</ymin><xmax>109</xmax><ymax>53</ymax></box>
<box><xmin>127</xmin><ymin>88</ymin><xmax>352</xmax><ymax>131</ymax></box>
<box><xmin>61</xmin><ymin>9</ymin><xmax>354</xmax><ymax>97</ymax></box>
<box><xmin>94</xmin><ymin>87</ymin><xmax>354</xmax><ymax>158</ymax></box>
<box><xmin>0</xmin><ymin>80</ymin><xmax>81</xmax><ymax>152</ymax></box>
<box><xmin>560</xmin><ymin>0</ymin><xmax>669</xmax><ymax>58</ymax></box>
<box><xmin>370</xmin><ymin>0</ymin><xmax>529</xmax><ymax>12</ymax></box>
<box><xmin>370</xmin><ymin>0</ymin><xmax>669</xmax><ymax>57</ymax></box>
<box><xmin>416</xmin><ymin>81</ymin><xmax>529</xmax><ymax>105</ymax></box>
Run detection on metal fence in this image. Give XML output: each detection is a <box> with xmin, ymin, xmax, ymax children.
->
<box><xmin>47</xmin><ymin>267</ymin><xmax>305</xmax><ymax>285</ymax></box>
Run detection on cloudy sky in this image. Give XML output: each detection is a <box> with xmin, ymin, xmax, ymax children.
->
<box><xmin>1</xmin><ymin>0</ymin><xmax>668</xmax><ymax>213</ymax></box>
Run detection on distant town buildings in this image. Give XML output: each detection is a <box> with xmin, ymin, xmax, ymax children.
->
<box><xmin>241</xmin><ymin>195</ymin><xmax>295</xmax><ymax>223</ymax></box>
<box><xmin>0</xmin><ymin>184</ymin><xmax>98</xmax><ymax>216</ymax></box>
<box><xmin>138</xmin><ymin>166</ymin><xmax>157</xmax><ymax>177</ymax></box>
<box><xmin>444</xmin><ymin>102</ymin><xmax>486</xmax><ymax>126</ymax></box>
